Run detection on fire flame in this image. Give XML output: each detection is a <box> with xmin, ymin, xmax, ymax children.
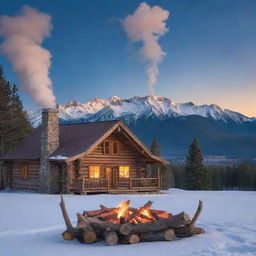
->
<box><xmin>140</xmin><ymin>209</ymin><xmax>150</xmax><ymax>217</ymax></box>
<box><xmin>103</xmin><ymin>200</ymin><xmax>170</xmax><ymax>224</ymax></box>
<box><xmin>116</xmin><ymin>200</ymin><xmax>130</xmax><ymax>218</ymax></box>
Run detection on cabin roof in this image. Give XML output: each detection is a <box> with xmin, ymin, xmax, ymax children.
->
<box><xmin>0</xmin><ymin>120</ymin><xmax>168</xmax><ymax>165</ymax></box>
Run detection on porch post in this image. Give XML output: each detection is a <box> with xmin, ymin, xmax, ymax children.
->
<box><xmin>157</xmin><ymin>164</ymin><xmax>161</xmax><ymax>190</ymax></box>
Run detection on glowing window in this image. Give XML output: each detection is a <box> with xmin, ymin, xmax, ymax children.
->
<box><xmin>89</xmin><ymin>166</ymin><xmax>100</xmax><ymax>178</ymax></box>
<box><xmin>21</xmin><ymin>164</ymin><xmax>28</xmax><ymax>179</ymax></box>
<box><xmin>119</xmin><ymin>166</ymin><xmax>129</xmax><ymax>178</ymax></box>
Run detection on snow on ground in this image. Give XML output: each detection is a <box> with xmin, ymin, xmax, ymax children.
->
<box><xmin>0</xmin><ymin>189</ymin><xmax>256</xmax><ymax>256</ymax></box>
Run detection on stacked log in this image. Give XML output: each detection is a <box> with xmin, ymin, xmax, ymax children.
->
<box><xmin>59</xmin><ymin>196</ymin><xmax>205</xmax><ymax>245</ymax></box>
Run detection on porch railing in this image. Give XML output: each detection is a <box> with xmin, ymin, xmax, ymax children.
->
<box><xmin>73</xmin><ymin>178</ymin><xmax>108</xmax><ymax>191</ymax></box>
<box><xmin>73</xmin><ymin>177</ymin><xmax>159</xmax><ymax>191</ymax></box>
<box><xmin>130</xmin><ymin>178</ymin><xmax>159</xmax><ymax>189</ymax></box>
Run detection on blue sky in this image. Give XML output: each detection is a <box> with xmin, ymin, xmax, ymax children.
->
<box><xmin>0</xmin><ymin>0</ymin><xmax>256</xmax><ymax>116</ymax></box>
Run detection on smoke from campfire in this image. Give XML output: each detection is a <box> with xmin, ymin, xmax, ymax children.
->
<box><xmin>0</xmin><ymin>6</ymin><xmax>55</xmax><ymax>108</ymax></box>
<box><xmin>123</xmin><ymin>2</ymin><xmax>169</xmax><ymax>95</ymax></box>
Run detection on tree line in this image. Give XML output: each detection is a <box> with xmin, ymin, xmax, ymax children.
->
<box><xmin>150</xmin><ymin>138</ymin><xmax>256</xmax><ymax>191</ymax></box>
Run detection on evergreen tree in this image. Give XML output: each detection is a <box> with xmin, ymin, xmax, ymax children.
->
<box><xmin>150</xmin><ymin>139</ymin><xmax>160</xmax><ymax>156</ymax></box>
<box><xmin>184</xmin><ymin>138</ymin><xmax>210</xmax><ymax>190</ymax></box>
<box><xmin>149</xmin><ymin>139</ymin><xmax>173</xmax><ymax>189</ymax></box>
<box><xmin>0</xmin><ymin>65</ymin><xmax>32</xmax><ymax>155</ymax></box>
<box><xmin>238</xmin><ymin>162</ymin><xmax>252</xmax><ymax>190</ymax></box>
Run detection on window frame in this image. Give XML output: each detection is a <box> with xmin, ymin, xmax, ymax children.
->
<box><xmin>89</xmin><ymin>166</ymin><xmax>100</xmax><ymax>178</ymax></box>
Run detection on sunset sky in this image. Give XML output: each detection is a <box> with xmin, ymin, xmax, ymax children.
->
<box><xmin>0</xmin><ymin>0</ymin><xmax>256</xmax><ymax>117</ymax></box>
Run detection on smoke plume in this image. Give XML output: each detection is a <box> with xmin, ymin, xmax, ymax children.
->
<box><xmin>123</xmin><ymin>2</ymin><xmax>169</xmax><ymax>94</ymax></box>
<box><xmin>0</xmin><ymin>6</ymin><xmax>55</xmax><ymax>108</ymax></box>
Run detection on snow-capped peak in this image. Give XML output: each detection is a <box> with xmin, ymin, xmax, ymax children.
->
<box><xmin>28</xmin><ymin>95</ymin><xmax>253</xmax><ymax>127</ymax></box>
<box><xmin>108</xmin><ymin>96</ymin><xmax>123</xmax><ymax>102</ymax></box>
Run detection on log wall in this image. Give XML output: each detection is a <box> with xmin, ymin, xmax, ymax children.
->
<box><xmin>11</xmin><ymin>160</ymin><xmax>40</xmax><ymax>191</ymax></box>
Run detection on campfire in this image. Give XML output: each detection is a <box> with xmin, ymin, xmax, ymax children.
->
<box><xmin>60</xmin><ymin>196</ymin><xmax>204</xmax><ymax>245</ymax></box>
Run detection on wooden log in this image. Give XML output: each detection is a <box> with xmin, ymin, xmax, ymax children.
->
<box><xmin>97</xmin><ymin>211</ymin><xmax>117</xmax><ymax>220</ymax></box>
<box><xmin>59</xmin><ymin>195</ymin><xmax>76</xmax><ymax>240</ymax></box>
<box><xmin>174</xmin><ymin>226</ymin><xmax>204</xmax><ymax>237</ymax></box>
<box><xmin>150</xmin><ymin>211</ymin><xmax>161</xmax><ymax>220</ymax></box>
<box><xmin>62</xmin><ymin>230</ymin><xmax>75</xmax><ymax>241</ymax></box>
<box><xmin>120</xmin><ymin>234</ymin><xmax>140</xmax><ymax>244</ymax></box>
<box><xmin>142</xmin><ymin>200</ymin><xmax>153</xmax><ymax>210</ymax></box>
<box><xmin>189</xmin><ymin>200</ymin><xmax>203</xmax><ymax>227</ymax></box>
<box><xmin>100</xmin><ymin>205</ymin><xmax>116</xmax><ymax>212</ymax></box>
<box><xmin>150</xmin><ymin>209</ymin><xmax>171</xmax><ymax>219</ymax></box>
<box><xmin>83</xmin><ymin>216</ymin><xmax>122</xmax><ymax>233</ymax></box>
<box><xmin>76</xmin><ymin>213</ymin><xmax>97</xmax><ymax>243</ymax></box>
<box><xmin>125</xmin><ymin>209</ymin><xmax>139</xmax><ymax>223</ymax></box>
<box><xmin>78</xmin><ymin>228</ymin><xmax>97</xmax><ymax>243</ymax></box>
<box><xmin>103</xmin><ymin>230</ymin><xmax>118</xmax><ymax>245</ymax></box>
<box><xmin>84</xmin><ymin>209</ymin><xmax>105</xmax><ymax>217</ymax></box>
<box><xmin>59</xmin><ymin>195</ymin><xmax>73</xmax><ymax>231</ymax></box>
<box><xmin>140</xmin><ymin>229</ymin><xmax>175</xmax><ymax>242</ymax></box>
<box><xmin>120</xmin><ymin>212</ymin><xmax>190</xmax><ymax>235</ymax></box>
<box><xmin>174</xmin><ymin>201</ymin><xmax>204</xmax><ymax>237</ymax></box>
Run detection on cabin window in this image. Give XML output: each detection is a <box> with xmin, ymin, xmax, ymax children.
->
<box><xmin>113</xmin><ymin>142</ymin><xmax>119</xmax><ymax>154</ymax></box>
<box><xmin>119</xmin><ymin>166</ymin><xmax>129</xmax><ymax>178</ymax></box>
<box><xmin>89</xmin><ymin>166</ymin><xmax>100</xmax><ymax>178</ymax></box>
<box><xmin>104</xmin><ymin>141</ymin><xmax>110</xmax><ymax>154</ymax></box>
<box><xmin>21</xmin><ymin>164</ymin><xmax>28</xmax><ymax>179</ymax></box>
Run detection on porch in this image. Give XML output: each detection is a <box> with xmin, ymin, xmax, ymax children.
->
<box><xmin>72</xmin><ymin>177</ymin><xmax>160</xmax><ymax>193</ymax></box>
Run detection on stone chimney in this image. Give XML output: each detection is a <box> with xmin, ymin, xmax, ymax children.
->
<box><xmin>39</xmin><ymin>108</ymin><xmax>59</xmax><ymax>193</ymax></box>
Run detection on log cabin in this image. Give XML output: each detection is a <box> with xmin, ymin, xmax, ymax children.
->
<box><xmin>0</xmin><ymin>108</ymin><xmax>168</xmax><ymax>194</ymax></box>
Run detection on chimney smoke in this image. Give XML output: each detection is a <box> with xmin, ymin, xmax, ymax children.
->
<box><xmin>0</xmin><ymin>5</ymin><xmax>55</xmax><ymax>108</ymax></box>
<box><xmin>123</xmin><ymin>2</ymin><xmax>169</xmax><ymax>94</ymax></box>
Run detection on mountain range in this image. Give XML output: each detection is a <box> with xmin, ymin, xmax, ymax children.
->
<box><xmin>28</xmin><ymin>96</ymin><xmax>256</xmax><ymax>161</ymax></box>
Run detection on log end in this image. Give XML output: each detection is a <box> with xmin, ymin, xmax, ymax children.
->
<box><xmin>104</xmin><ymin>231</ymin><xmax>118</xmax><ymax>245</ymax></box>
<box><xmin>83</xmin><ymin>231</ymin><xmax>97</xmax><ymax>244</ymax></box>
<box><xmin>165</xmin><ymin>229</ymin><xmax>175</xmax><ymax>241</ymax></box>
<box><xmin>120</xmin><ymin>224</ymin><xmax>132</xmax><ymax>235</ymax></box>
<box><xmin>128</xmin><ymin>234</ymin><xmax>140</xmax><ymax>244</ymax></box>
<box><xmin>62</xmin><ymin>230</ymin><xmax>74</xmax><ymax>241</ymax></box>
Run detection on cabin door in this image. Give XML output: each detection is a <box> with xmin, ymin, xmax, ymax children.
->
<box><xmin>106</xmin><ymin>167</ymin><xmax>118</xmax><ymax>189</ymax></box>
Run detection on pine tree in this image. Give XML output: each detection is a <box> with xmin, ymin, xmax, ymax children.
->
<box><xmin>0</xmin><ymin>66</ymin><xmax>32</xmax><ymax>155</ymax></box>
<box><xmin>238</xmin><ymin>162</ymin><xmax>252</xmax><ymax>190</ymax></box>
<box><xmin>150</xmin><ymin>139</ymin><xmax>160</xmax><ymax>156</ymax></box>
<box><xmin>184</xmin><ymin>138</ymin><xmax>209</xmax><ymax>190</ymax></box>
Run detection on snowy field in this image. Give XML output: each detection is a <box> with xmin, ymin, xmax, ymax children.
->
<box><xmin>0</xmin><ymin>189</ymin><xmax>256</xmax><ymax>256</ymax></box>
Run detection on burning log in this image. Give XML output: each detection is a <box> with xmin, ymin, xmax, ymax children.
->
<box><xmin>119</xmin><ymin>212</ymin><xmax>190</xmax><ymax>235</ymax></box>
<box><xmin>150</xmin><ymin>209</ymin><xmax>171</xmax><ymax>219</ymax></box>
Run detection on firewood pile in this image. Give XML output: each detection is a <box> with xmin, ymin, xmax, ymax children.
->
<box><xmin>59</xmin><ymin>196</ymin><xmax>204</xmax><ymax>245</ymax></box>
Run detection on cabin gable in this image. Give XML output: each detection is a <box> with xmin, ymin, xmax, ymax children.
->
<box><xmin>69</xmin><ymin>128</ymin><xmax>155</xmax><ymax>192</ymax></box>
